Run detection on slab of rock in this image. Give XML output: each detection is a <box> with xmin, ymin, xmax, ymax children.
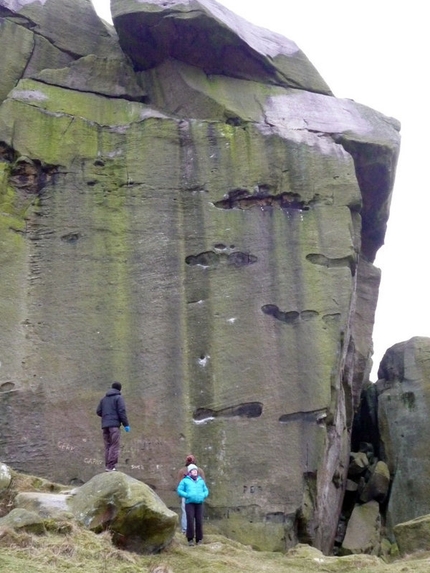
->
<box><xmin>0</xmin><ymin>507</ymin><xmax>45</xmax><ymax>534</ymax></box>
<box><xmin>0</xmin><ymin>0</ymin><xmax>118</xmax><ymax>59</ymax></box>
<box><xmin>34</xmin><ymin>55</ymin><xmax>148</xmax><ymax>101</ymax></box>
<box><xmin>348</xmin><ymin>452</ymin><xmax>370</xmax><ymax>475</ymax></box>
<box><xmin>359</xmin><ymin>461</ymin><xmax>390</xmax><ymax>504</ymax></box>
<box><xmin>14</xmin><ymin>491</ymin><xmax>73</xmax><ymax>520</ymax></box>
<box><xmin>0</xmin><ymin>0</ymin><xmax>122</xmax><ymax>104</ymax></box>
<box><xmin>341</xmin><ymin>500</ymin><xmax>381</xmax><ymax>555</ymax></box>
<box><xmin>394</xmin><ymin>514</ymin><xmax>430</xmax><ymax>556</ymax></box>
<box><xmin>0</xmin><ymin>462</ymin><xmax>12</xmax><ymax>492</ymax></box>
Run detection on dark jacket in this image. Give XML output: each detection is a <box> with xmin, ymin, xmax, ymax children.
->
<box><xmin>177</xmin><ymin>475</ymin><xmax>209</xmax><ymax>504</ymax></box>
<box><xmin>96</xmin><ymin>388</ymin><xmax>129</xmax><ymax>428</ymax></box>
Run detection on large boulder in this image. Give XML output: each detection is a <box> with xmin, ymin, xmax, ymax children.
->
<box><xmin>376</xmin><ymin>338</ymin><xmax>430</xmax><ymax>533</ymax></box>
<box><xmin>3</xmin><ymin>469</ymin><xmax>176</xmax><ymax>551</ymax></box>
<box><xmin>0</xmin><ymin>0</ymin><xmax>400</xmax><ymax>555</ymax></box>
<box><xmin>68</xmin><ymin>472</ymin><xmax>178</xmax><ymax>552</ymax></box>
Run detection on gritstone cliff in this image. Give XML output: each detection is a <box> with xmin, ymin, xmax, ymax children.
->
<box><xmin>0</xmin><ymin>0</ymin><xmax>400</xmax><ymax>554</ymax></box>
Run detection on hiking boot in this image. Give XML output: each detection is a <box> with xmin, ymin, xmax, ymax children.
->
<box><xmin>188</xmin><ymin>540</ymin><xmax>194</xmax><ymax>546</ymax></box>
<box><xmin>196</xmin><ymin>540</ymin><xmax>203</xmax><ymax>545</ymax></box>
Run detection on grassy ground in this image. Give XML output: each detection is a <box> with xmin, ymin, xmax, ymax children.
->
<box><xmin>1</xmin><ymin>526</ymin><xmax>430</xmax><ymax>573</ymax></box>
<box><xmin>1</xmin><ymin>470</ymin><xmax>430</xmax><ymax>573</ymax></box>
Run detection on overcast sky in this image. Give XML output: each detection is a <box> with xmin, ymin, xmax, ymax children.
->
<box><xmin>91</xmin><ymin>0</ymin><xmax>429</xmax><ymax>380</ymax></box>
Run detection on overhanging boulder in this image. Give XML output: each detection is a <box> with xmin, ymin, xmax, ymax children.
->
<box><xmin>111</xmin><ymin>0</ymin><xmax>332</xmax><ymax>93</ymax></box>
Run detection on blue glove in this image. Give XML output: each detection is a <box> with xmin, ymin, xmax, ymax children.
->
<box><xmin>124</xmin><ymin>426</ymin><xmax>131</xmax><ymax>432</ymax></box>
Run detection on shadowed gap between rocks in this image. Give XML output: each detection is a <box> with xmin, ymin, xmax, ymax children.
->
<box><xmin>193</xmin><ymin>402</ymin><xmax>263</xmax><ymax>422</ymax></box>
<box><xmin>214</xmin><ymin>187</ymin><xmax>315</xmax><ymax>210</ymax></box>
<box><xmin>185</xmin><ymin>250</ymin><xmax>258</xmax><ymax>268</ymax></box>
<box><xmin>278</xmin><ymin>409</ymin><xmax>327</xmax><ymax>425</ymax></box>
<box><xmin>335</xmin><ymin>137</ymin><xmax>397</xmax><ymax>262</ymax></box>
<box><xmin>1</xmin><ymin>141</ymin><xmax>59</xmax><ymax>195</ymax></box>
<box><xmin>261</xmin><ymin>305</ymin><xmax>319</xmax><ymax>324</ymax></box>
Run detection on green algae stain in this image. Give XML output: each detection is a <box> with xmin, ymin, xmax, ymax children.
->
<box><xmin>0</xmin><ymin>163</ymin><xmax>29</xmax><ymax>235</ymax></box>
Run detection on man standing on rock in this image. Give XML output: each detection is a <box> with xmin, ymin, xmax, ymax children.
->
<box><xmin>96</xmin><ymin>381</ymin><xmax>130</xmax><ymax>472</ymax></box>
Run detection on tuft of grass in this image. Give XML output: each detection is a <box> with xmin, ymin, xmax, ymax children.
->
<box><xmin>2</xmin><ymin>470</ymin><xmax>430</xmax><ymax>572</ymax></box>
<box><xmin>2</xmin><ymin>527</ymin><xmax>430</xmax><ymax>573</ymax></box>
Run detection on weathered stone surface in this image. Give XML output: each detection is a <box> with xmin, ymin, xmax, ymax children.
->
<box><xmin>0</xmin><ymin>0</ymin><xmax>400</xmax><ymax>555</ymax></box>
<box><xmin>345</xmin><ymin>479</ymin><xmax>358</xmax><ymax>492</ymax></box>
<box><xmin>68</xmin><ymin>472</ymin><xmax>177</xmax><ymax>553</ymax></box>
<box><xmin>0</xmin><ymin>0</ymin><xmax>123</xmax><ymax>105</ymax></box>
<box><xmin>394</xmin><ymin>513</ymin><xmax>430</xmax><ymax>556</ymax></box>
<box><xmin>0</xmin><ymin>507</ymin><xmax>45</xmax><ymax>534</ymax></box>
<box><xmin>348</xmin><ymin>452</ymin><xmax>369</xmax><ymax>476</ymax></box>
<box><xmin>34</xmin><ymin>55</ymin><xmax>148</xmax><ymax>101</ymax></box>
<box><xmin>112</xmin><ymin>0</ymin><xmax>332</xmax><ymax>94</ymax></box>
<box><xmin>0</xmin><ymin>462</ymin><xmax>12</xmax><ymax>492</ymax></box>
<box><xmin>341</xmin><ymin>500</ymin><xmax>381</xmax><ymax>555</ymax></box>
<box><xmin>14</xmin><ymin>491</ymin><xmax>73</xmax><ymax>520</ymax></box>
<box><xmin>0</xmin><ymin>0</ymin><xmax>119</xmax><ymax>60</ymax></box>
<box><xmin>359</xmin><ymin>461</ymin><xmax>390</xmax><ymax>504</ymax></box>
<box><xmin>376</xmin><ymin>337</ymin><xmax>430</xmax><ymax>534</ymax></box>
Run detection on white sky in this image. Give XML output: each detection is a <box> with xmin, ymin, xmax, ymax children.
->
<box><xmin>91</xmin><ymin>0</ymin><xmax>430</xmax><ymax>380</ymax></box>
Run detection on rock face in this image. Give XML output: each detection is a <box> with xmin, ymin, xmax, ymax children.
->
<box><xmin>377</xmin><ymin>338</ymin><xmax>430</xmax><ymax>532</ymax></box>
<box><xmin>0</xmin><ymin>0</ymin><xmax>400</xmax><ymax>554</ymax></box>
<box><xmin>350</xmin><ymin>337</ymin><xmax>430</xmax><ymax>551</ymax></box>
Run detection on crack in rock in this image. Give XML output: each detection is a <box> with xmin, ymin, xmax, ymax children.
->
<box><xmin>261</xmin><ymin>305</ymin><xmax>319</xmax><ymax>324</ymax></box>
<box><xmin>214</xmin><ymin>187</ymin><xmax>312</xmax><ymax>211</ymax></box>
<box><xmin>306</xmin><ymin>253</ymin><xmax>356</xmax><ymax>276</ymax></box>
<box><xmin>279</xmin><ymin>408</ymin><xmax>327</xmax><ymax>425</ymax></box>
<box><xmin>193</xmin><ymin>402</ymin><xmax>263</xmax><ymax>423</ymax></box>
<box><xmin>186</xmin><ymin>250</ymin><xmax>257</xmax><ymax>268</ymax></box>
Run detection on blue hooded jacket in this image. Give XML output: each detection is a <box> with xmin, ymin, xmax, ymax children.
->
<box><xmin>177</xmin><ymin>475</ymin><xmax>209</xmax><ymax>504</ymax></box>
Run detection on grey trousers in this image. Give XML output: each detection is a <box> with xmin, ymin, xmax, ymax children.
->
<box><xmin>102</xmin><ymin>426</ymin><xmax>120</xmax><ymax>470</ymax></box>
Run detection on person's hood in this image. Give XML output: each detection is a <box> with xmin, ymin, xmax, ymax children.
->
<box><xmin>106</xmin><ymin>388</ymin><xmax>121</xmax><ymax>397</ymax></box>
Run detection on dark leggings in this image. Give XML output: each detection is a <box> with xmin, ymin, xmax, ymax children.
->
<box><xmin>185</xmin><ymin>502</ymin><xmax>203</xmax><ymax>542</ymax></box>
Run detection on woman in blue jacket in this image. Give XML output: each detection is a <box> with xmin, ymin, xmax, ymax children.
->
<box><xmin>177</xmin><ymin>463</ymin><xmax>209</xmax><ymax>545</ymax></box>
